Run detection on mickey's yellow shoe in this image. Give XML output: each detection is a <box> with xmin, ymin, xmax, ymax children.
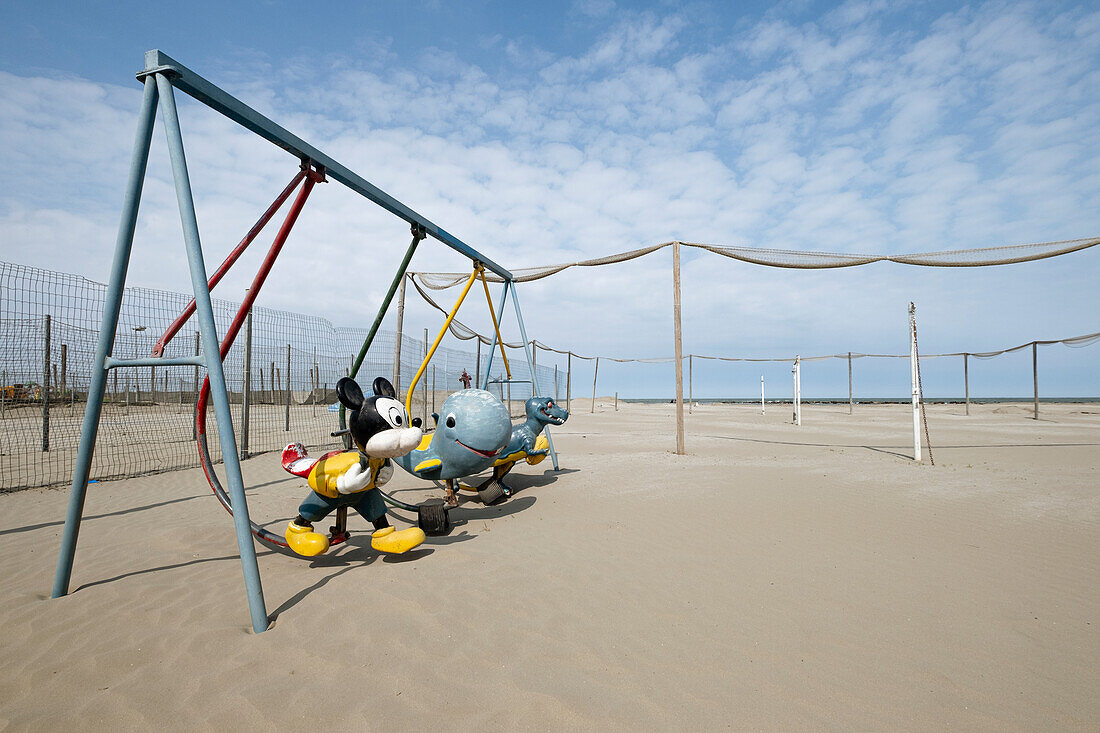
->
<box><xmin>371</xmin><ymin>526</ymin><xmax>426</xmax><ymax>554</ymax></box>
<box><xmin>285</xmin><ymin>521</ymin><xmax>330</xmax><ymax>557</ymax></box>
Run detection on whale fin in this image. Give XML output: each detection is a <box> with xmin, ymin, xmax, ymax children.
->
<box><xmin>414</xmin><ymin>457</ymin><xmax>442</xmax><ymax>473</ymax></box>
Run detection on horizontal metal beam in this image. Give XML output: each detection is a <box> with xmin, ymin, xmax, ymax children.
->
<box><xmin>105</xmin><ymin>356</ymin><xmax>206</xmax><ymax>369</ymax></box>
<box><xmin>140</xmin><ymin>50</ymin><xmax>513</xmax><ymax>281</ymax></box>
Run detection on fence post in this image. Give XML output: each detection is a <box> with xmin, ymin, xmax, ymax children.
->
<box><xmin>431</xmin><ymin>364</ymin><xmax>436</xmax><ymax>416</ymax></box>
<box><xmin>761</xmin><ymin>375</ymin><xmax>765</xmax><ymax>415</ymax></box>
<box><xmin>567</xmin><ymin>351</ymin><xmax>572</xmax><ymax>414</ymax></box>
<box><xmin>312</xmin><ymin>346</ymin><xmax>317</xmax><ymax>417</ymax></box>
<box><xmin>284</xmin><ymin>344</ymin><xmax>291</xmax><ymax>432</ymax></box>
<box><xmin>848</xmin><ymin>351</ymin><xmax>853</xmax><ymax>415</ymax></box>
<box><xmin>60</xmin><ymin>344</ymin><xmax>68</xmax><ymax>403</ymax></box>
<box><xmin>150</xmin><ymin>363</ymin><xmax>156</xmax><ymax>405</ymax></box>
<box><xmin>191</xmin><ymin>331</ymin><xmax>200</xmax><ymax>439</ymax></box>
<box><xmin>964</xmin><ymin>353</ymin><xmax>970</xmax><ymax>416</ymax></box>
<box><xmin>475</xmin><ymin>338</ymin><xmax>481</xmax><ymax>392</ymax></box>
<box><xmin>591</xmin><ymin>356</ymin><xmax>599</xmax><ymax>413</ymax></box>
<box><xmin>42</xmin><ymin>314</ymin><xmax>51</xmax><ymax>452</ymax></box>
<box><xmin>270</xmin><ymin>361</ymin><xmax>275</xmax><ymax>405</ymax></box>
<box><xmin>688</xmin><ymin>354</ymin><xmax>693</xmax><ymax>414</ymax></box>
<box><xmin>1032</xmin><ymin>341</ymin><xmax>1039</xmax><ymax>420</ymax></box>
<box><xmin>1</xmin><ymin>369</ymin><xmax>6</xmax><ymax>418</ymax></box>
<box><xmin>240</xmin><ymin>306</ymin><xmax>252</xmax><ymax>460</ymax></box>
<box><xmin>554</xmin><ymin>364</ymin><xmax>559</xmax><ymax>403</ymax></box>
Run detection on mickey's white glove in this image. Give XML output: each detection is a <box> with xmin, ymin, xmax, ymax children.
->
<box><xmin>336</xmin><ymin>462</ymin><xmax>373</xmax><ymax>494</ymax></box>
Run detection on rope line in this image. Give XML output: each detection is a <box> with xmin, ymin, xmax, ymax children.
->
<box><xmin>411</xmin><ymin>235</ymin><xmax>1100</xmax><ymax>289</ymax></box>
<box><xmin>404</xmin><ymin>270</ymin><xmax>1100</xmax><ymax>366</ymax></box>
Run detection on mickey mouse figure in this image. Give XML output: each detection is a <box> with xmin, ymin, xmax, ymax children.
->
<box><xmin>283</xmin><ymin>376</ymin><xmax>425</xmax><ymax>557</ymax></box>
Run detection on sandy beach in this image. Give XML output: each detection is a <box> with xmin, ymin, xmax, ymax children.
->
<box><xmin>0</xmin><ymin>400</ymin><xmax>1096</xmax><ymax>730</ymax></box>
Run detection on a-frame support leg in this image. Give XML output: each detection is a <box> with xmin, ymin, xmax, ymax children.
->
<box><xmin>52</xmin><ymin>73</ymin><xmax>270</xmax><ymax>634</ymax></box>
<box><xmin>507</xmin><ymin>281</ymin><xmax>559</xmax><ymax>470</ymax></box>
<box><xmin>480</xmin><ymin>281</ymin><xmax>510</xmax><ymax>390</ymax></box>
<box><xmin>53</xmin><ymin>76</ymin><xmax>160</xmax><ymax>600</ymax></box>
<box><xmin>155</xmin><ymin>73</ymin><xmax>268</xmax><ymax>633</ymax></box>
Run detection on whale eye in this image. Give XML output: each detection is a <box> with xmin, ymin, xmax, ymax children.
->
<box><xmin>445</xmin><ymin>414</ymin><xmax>456</xmax><ymax>428</ymax></box>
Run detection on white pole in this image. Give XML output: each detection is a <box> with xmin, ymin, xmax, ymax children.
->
<box><xmin>909</xmin><ymin>302</ymin><xmax>921</xmax><ymax>462</ymax></box>
<box><xmin>760</xmin><ymin>375</ymin><xmax>765</xmax><ymax>415</ymax></box>
<box><xmin>795</xmin><ymin>356</ymin><xmax>801</xmax><ymax>426</ymax></box>
<box><xmin>792</xmin><ymin>356</ymin><xmax>800</xmax><ymax>420</ymax></box>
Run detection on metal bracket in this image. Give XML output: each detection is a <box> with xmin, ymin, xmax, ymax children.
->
<box><xmin>135</xmin><ymin>64</ymin><xmax>178</xmax><ymax>81</ymax></box>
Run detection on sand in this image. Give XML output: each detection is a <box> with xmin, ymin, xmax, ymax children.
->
<box><xmin>0</xmin><ymin>401</ymin><xmax>1096</xmax><ymax>730</ymax></box>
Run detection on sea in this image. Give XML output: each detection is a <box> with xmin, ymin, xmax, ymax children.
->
<box><xmin>621</xmin><ymin>397</ymin><xmax>1100</xmax><ymax>405</ymax></box>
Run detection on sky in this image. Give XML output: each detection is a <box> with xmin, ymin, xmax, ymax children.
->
<box><xmin>1</xmin><ymin>0</ymin><xmax>1098</xmax><ymax>398</ymax></box>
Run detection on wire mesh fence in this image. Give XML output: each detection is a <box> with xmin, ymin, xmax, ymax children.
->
<box><xmin>0</xmin><ymin>261</ymin><xmax>559</xmax><ymax>491</ymax></box>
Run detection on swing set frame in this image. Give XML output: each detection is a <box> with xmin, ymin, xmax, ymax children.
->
<box><xmin>51</xmin><ymin>50</ymin><xmax>555</xmax><ymax>634</ymax></box>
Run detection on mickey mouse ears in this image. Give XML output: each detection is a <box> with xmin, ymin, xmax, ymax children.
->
<box><xmin>336</xmin><ymin>377</ymin><xmax>364</xmax><ymax>409</ymax></box>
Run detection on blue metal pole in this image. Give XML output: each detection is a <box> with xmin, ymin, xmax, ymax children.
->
<box><xmin>480</xmin><ymin>281</ymin><xmax>510</xmax><ymax>390</ymax></box>
<box><xmin>507</xmin><ymin>282</ymin><xmax>559</xmax><ymax>470</ymax></box>
<box><xmin>155</xmin><ymin>73</ymin><xmax>269</xmax><ymax>633</ymax></box>
<box><xmin>53</xmin><ymin>76</ymin><xmax>160</xmax><ymax>599</ymax></box>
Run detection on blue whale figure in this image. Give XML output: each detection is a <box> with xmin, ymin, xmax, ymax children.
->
<box><xmin>393</xmin><ymin>389</ymin><xmax>512</xmax><ymax>505</ymax></box>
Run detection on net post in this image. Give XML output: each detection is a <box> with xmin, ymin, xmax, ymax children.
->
<box><xmin>673</xmin><ymin>242</ymin><xmax>685</xmax><ymax>454</ymax></box>
<box><xmin>591</xmin><ymin>356</ymin><xmax>599</xmax><ymax>413</ymax></box>
<box><xmin>1032</xmin><ymin>341</ymin><xmax>1039</xmax><ymax>420</ymax></box>
<box><xmin>964</xmin><ymin>353</ymin><xmax>969</xmax><ymax>416</ymax></box>
<box><xmin>284</xmin><ymin>344</ymin><xmax>291</xmax><ymax>432</ymax></box>
<box><xmin>792</xmin><ymin>356</ymin><xmax>801</xmax><ymax>426</ymax></box>
<box><xmin>688</xmin><ymin>354</ymin><xmax>693</xmax><ymax>414</ymax></box>
<box><xmin>909</xmin><ymin>303</ymin><xmax>921</xmax><ymax>461</ymax></box>
<box><xmin>848</xmin><ymin>351</ymin><xmax>853</xmax><ymax>415</ymax></box>
<box><xmin>567</xmin><ymin>351</ymin><xmax>572</xmax><ymax>414</ymax></box>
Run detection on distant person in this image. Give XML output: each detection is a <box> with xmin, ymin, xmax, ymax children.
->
<box><xmin>459</xmin><ymin>369</ymin><xmax>472</xmax><ymax>389</ymax></box>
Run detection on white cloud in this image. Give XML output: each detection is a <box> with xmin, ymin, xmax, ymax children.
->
<box><xmin>1</xmin><ymin>2</ymin><xmax>1098</xmax><ymax>397</ymax></box>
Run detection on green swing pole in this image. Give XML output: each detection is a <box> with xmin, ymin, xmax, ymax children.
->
<box><xmin>339</xmin><ymin>224</ymin><xmax>426</xmax><ymax>438</ymax></box>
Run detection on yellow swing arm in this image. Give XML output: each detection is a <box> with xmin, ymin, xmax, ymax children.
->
<box><xmin>479</xmin><ymin>268</ymin><xmax>511</xmax><ymax>380</ymax></box>
<box><xmin>405</xmin><ymin>265</ymin><xmax>483</xmax><ymax>414</ymax></box>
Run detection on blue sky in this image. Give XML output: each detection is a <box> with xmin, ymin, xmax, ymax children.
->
<box><xmin>1</xmin><ymin>0</ymin><xmax>1098</xmax><ymax>398</ymax></box>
